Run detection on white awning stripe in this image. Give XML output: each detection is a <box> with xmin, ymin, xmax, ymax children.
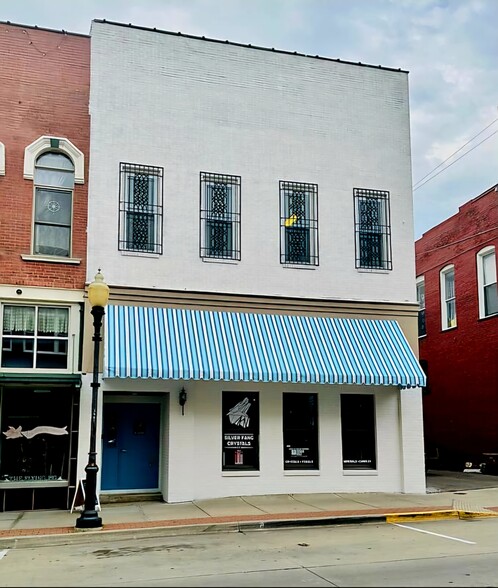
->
<box><xmin>104</xmin><ymin>306</ymin><xmax>426</xmax><ymax>388</ymax></box>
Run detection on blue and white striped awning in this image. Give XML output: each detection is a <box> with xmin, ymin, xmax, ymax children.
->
<box><xmin>104</xmin><ymin>305</ymin><xmax>426</xmax><ymax>388</ymax></box>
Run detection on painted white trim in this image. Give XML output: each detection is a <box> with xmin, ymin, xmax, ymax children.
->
<box><xmin>0</xmin><ymin>284</ymin><xmax>84</xmax><ymax>303</ymax></box>
<box><xmin>0</xmin><ymin>142</ymin><xmax>5</xmax><ymax>175</ymax></box>
<box><xmin>416</xmin><ymin>275</ymin><xmax>426</xmax><ymax>337</ymax></box>
<box><xmin>477</xmin><ymin>246</ymin><xmax>497</xmax><ymax>319</ymax></box>
<box><xmin>24</xmin><ymin>136</ymin><xmax>85</xmax><ymax>184</ymax></box>
<box><xmin>21</xmin><ymin>254</ymin><xmax>81</xmax><ymax>265</ymax></box>
<box><xmin>440</xmin><ymin>264</ymin><xmax>456</xmax><ymax>330</ymax></box>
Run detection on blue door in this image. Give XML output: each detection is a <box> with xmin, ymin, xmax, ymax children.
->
<box><xmin>101</xmin><ymin>402</ymin><xmax>160</xmax><ymax>491</ymax></box>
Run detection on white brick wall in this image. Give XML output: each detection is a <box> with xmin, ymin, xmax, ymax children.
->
<box><xmin>88</xmin><ymin>22</ymin><xmax>416</xmax><ymax>304</ymax></box>
<box><xmin>93</xmin><ymin>378</ymin><xmax>424</xmax><ymax>500</ymax></box>
<box><xmin>83</xmin><ymin>22</ymin><xmax>425</xmax><ymax>500</ymax></box>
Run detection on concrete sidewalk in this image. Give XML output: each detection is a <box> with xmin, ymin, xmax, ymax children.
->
<box><xmin>1</xmin><ymin>472</ymin><xmax>498</xmax><ymax>548</ymax></box>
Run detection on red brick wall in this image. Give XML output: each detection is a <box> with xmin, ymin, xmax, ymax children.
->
<box><xmin>416</xmin><ymin>187</ymin><xmax>498</xmax><ymax>467</ymax></box>
<box><xmin>0</xmin><ymin>23</ymin><xmax>90</xmax><ymax>289</ymax></box>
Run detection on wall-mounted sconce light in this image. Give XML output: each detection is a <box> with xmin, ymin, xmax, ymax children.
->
<box><xmin>179</xmin><ymin>387</ymin><xmax>187</xmax><ymax>415</ymax></box>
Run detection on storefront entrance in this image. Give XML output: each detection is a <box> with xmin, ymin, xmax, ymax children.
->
<box><xmin>101</xmin><ymin>401</ymin><xmax>160</xmax><ymax>491</ymax></box>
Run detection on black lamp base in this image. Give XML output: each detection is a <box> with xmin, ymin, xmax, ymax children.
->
<box><xmin>75</xmin><ymin>512</ymin><xmax>102</xmax><ymax>529</ymax></box>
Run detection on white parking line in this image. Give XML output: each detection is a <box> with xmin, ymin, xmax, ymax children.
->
<box><xmin>393</xmin><ymin>523</ymin><xmax>476</xmax><ymax>544</ymax></box>
<box><xmin>0</xmin><ymin>550</ymin><xmax>8</xmax><ymax>560</ymax></box>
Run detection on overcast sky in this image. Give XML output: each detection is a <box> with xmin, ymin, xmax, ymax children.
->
<box><xmin>3</xmin><ymin>0</ymin><xmax>497</xmax><ymax>239</ymax></box>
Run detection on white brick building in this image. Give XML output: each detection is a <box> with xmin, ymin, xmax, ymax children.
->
<box><xmin>80</xmin><ymin>19</ymin><xmax>426</xmax><ymax>504</ymax></box>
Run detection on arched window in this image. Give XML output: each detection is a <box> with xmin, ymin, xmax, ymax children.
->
<box><xmin>33</xmin><ymin>152</ymin><xmax>75</xmax><ymax>258</ymax></box>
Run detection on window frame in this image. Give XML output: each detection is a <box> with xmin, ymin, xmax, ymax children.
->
<box><xmin>279</xmin><ymin>181</ymin><xmax>319</xmax><ymax>266</ymax></box>
<box><xmin>354</xmin><ymin>188</ymin><xmax>392</xmax><ymax>270</ymax></box>
<box><xmin>32</xmin><ymin>152</ymin><xmax>74</xmax><ymax>258</ymax></box>
<box><xmin>0</xmin><ymin>141</ymin><xmax>5</xmax><ymax>176</ymax></box>
<box><xmin>416</xmin><ymin>276</ymin><xmax>426</xmax><ymax>337</ymax></box>
<box><xmin>199</xmin><ymin>172</ymin><xmax>241</xmax><ymax>261</ymax></box>
<box><xmin>340</xmin><ymin>394</ymin><xmax>377</xmax><ymax>471</ymax></box>
<box><xmin>440</xmin><ymin>264</ymin><xmax>456</xmax><ymax>330</ymax></box>
<box><xmin>282</xmin><ymin>392</ymin><xmax>319</xmax><ymax>470</ymax></box>
<box><xmin>221</xmin><ymin>392</ymin><xmax>259</xmax><ymax>472</ymax></box>
<box><xmin>118</xmin><ymin>162</ymin><xmax>164</xmax><ymax>255</ymax></box>
<box><xmin>477</xmin><ymin>246</ymin><xmax>498</xmax><ymax>319</ymax></box>
<box><xmin>1</xmin><ymin>304</ymin><xmax>70</xmax><ymax>370</ymax></box>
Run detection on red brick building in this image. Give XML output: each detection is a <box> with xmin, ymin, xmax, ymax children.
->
<box><xmin>0</xmin><ymin>22</ymin><xmax>90</xmax><ymax>510</ymax></box>
<box><xmin>415</xmin><ymin>184</ymin><xmax>498</xmax><ymax>470</ymax></box>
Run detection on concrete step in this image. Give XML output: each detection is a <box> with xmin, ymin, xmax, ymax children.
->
<box><xmin>100</xmin><ymin>492</ymin><xmax>163</xmax><ymax>504</ymax></box>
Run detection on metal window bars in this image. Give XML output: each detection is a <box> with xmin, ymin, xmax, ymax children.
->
<box><xmin>200</xmin><ymin>172</ymin><xmax>241</xmax><ymax>260</ymax></box>
<box><xmin>118</xmin><ymin>163</ymin><xmax>164</xmax><ymax>254</ymax></box>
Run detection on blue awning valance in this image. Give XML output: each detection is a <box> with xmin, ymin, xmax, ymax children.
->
<box><xmin>104</xmin><ymin>305</ymin><xmax>426</xmax><ymax>389</ymax></box>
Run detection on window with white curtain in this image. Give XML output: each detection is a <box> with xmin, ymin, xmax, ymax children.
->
<box><xmin>1</xmin><ymin>305</ymin><xmax>69</xmax><ymax>369</ymax></box>
<box><xmin>33</xmin><ymin>152</ymin><xmax>74</xmax><ymax>257</ymax></box>
<box><xmin>440</xmin><ymin>265</ymin><xmax>456</xmax><ymax>330</ymax></box>
<box><xmin>477</xmin><ymin>246</ymin><xmax>498</xmax><ymax>318</ymax></box>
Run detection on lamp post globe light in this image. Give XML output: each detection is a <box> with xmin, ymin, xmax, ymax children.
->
<box><xmin>76</xmin><ymin>269</ymin><xmax>109</xmax><ymax>529</ymax></box>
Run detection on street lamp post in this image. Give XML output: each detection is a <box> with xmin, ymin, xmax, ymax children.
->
<box><xmin>76</xmin><ymin>270</ymin><xmax>109</xmax><ymax>529</ymax></box>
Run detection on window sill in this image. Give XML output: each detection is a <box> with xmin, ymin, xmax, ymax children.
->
<box><xmin>120</xmin><ymin>251</ymin><xmax>161</xmax><ymax>259</ymax></box>
<box><xmin>342</xmin><ymin>470</ymin><xmax>378</xmax><ymax>476</ymax></box>
<box><xmin>282</xmin><ymin>264</ymin><xmax>317</xmax><ymax>271</ymax></box>
<box><xmin>0</xmin><ymin>479</ymin><xmax>68</xmax><ymax>489</ymax></box>
<box><xmin>284</xmin><ymin>470</ymin><xmax>320</xmax><ymax>476</ymax></box>
<box><xmin>222</xmin><ymin>471</ymin><xmax>260</xmax><ymax>477</ymax></box>
<box><xmin>478</xmin><ymin>313</ymin><xmax>498</xmax><ymax>321</ymax></box>
<box><xmin>202</xmin><ymin>257</ymin><xmax>239</xmax><ymax>265</ymax></box>
<box><xmin>21</xmin><ymin>254</ymin><xmax>81</xmax><ymax>265</ymax></box>
<box><xmin>356</xmin><ymin>268</ymin><xmax>390</xmax><ymax>274</ymax></box>
<box><xmin>441</xmin><ymin>325</ymin><xmax>457</xmax><ymax>332</ymax></box>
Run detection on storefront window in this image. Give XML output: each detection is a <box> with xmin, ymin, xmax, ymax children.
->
<box><xmin>283</xmin><ymin>393</ymin><xmax>319</xmax><ymax>470</ymax></box>
<box><xmin>0</xmin><ymin>388</ymin><xmax>72</xmax><ymax>482</ymax></box>
<box><xmin>1</xmin><ymin>305</ymin><xmax>69</xmax><ymax>369</ymax></box>
<box><xmin>222</xmin><ymin>392</ymin><xmax>259</xmax><ymax>471</ymax></box>
<box><xmin>341</xmin><ymin>394</ymin><xmax>376</xmax><ymax>470</ymax></box>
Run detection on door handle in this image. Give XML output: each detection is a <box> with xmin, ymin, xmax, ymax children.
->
<box><xmin>120</xmin><ymin>449</ymin><xmax>127</xmax><ymax>453</ymax></box>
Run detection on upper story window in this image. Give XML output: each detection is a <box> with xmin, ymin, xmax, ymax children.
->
<box><xmin>0</xmin><ymin>141</ymin><xmax>5</xmax><ymax>176</ymax></box>
<box><xmin>280</xmin><ymin>181</ymin><xmax>318</xmax><ymax>266</ymax></box>
<box><xmin>416</xmin><ymin>276</ymin><xmax>426</xmax><ymax>337</ymax></box>
<box><xmin>354</xmin><ymin>188</ymin><xmax>392</xmax><ymax>270</ymax></box>
<box><xmin>1</xmin><ymin>305</ymin><xmax>69</xmax><ymax>369</ymax></box>
<box><xmin>118</xmin><ymin>163</ymin><xmax>163</xmax><ymax>254</ymax></box>
<box><xmin>33</xmin><ymin>152</ymin><xmax>74</xmax><ymax>258</ymax></box>
<box><xmin>477</xmin><ymin>246</ymin><xmax>498</xmax><ymax>319</ymax></box>
<box><xmin>440</xmin><ymin>265</ymin><xmax>456</xmax><ymax>330</ymax></box>
<box><xmin>200</xmin><ymin>172</ymin><xmax>241</xmax><ymax>260</ymax></box>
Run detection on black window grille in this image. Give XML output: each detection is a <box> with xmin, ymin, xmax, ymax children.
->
<box><xmin>118</xmin><ymin>163</ymin><xmax>163</xmax><ymax>254</ymax></box>
<box><xmin>200</xmin><ymin>172</ymin><xmax>241</xmax><ymax>260</ymax></box>
<box><xmin>354</xmin><ymin>188</ymin><xmax>392</xmax><ymax>270</ymax></box>
<box><xmin>280</xmin><ymin>181</ymin><xmax>318</xmax><ymax>265</ymax></box>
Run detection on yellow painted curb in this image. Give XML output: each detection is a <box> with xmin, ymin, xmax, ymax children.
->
<box><xmin>387</xmin><ymin>510</ymin><xmax>457</xmax><ymax>523</ymax></box>
<box><xmin>387</xmin><ymin>509</ymin><xmax>498</xmax><ymax>523</ymax></box>
<box><xmin>457</xmin><ymin>510</ymin><xmax>498</xmax><ymax>519</ymax></box>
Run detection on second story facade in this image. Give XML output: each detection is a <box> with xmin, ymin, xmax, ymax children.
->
<box><xmin>87</xmin><ymin>20</ymin><xmax>417</xmax><ymax>305</ymax></box>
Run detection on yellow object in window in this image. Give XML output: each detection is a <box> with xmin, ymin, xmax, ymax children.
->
<box><xmin>285</xmin><ymin>214</ymin><xmax>298</xmax><ymax>227</ymax></box>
